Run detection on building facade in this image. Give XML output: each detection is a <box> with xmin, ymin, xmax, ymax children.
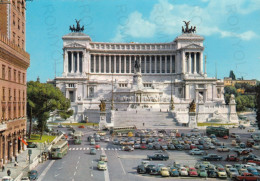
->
<box><xmin>49</xmin><ymin>22</ymin><xmax>238</xmax><ymax>127</ymax></box>
<box><xmin>224</xmin><ymin>77</ymin><xmax>257</xmax><ymax>86</ymax></box>
<box><xmin>0</xmin><ymin>0</ymin><xmax>30</xmax><ymax>164</ymax></box>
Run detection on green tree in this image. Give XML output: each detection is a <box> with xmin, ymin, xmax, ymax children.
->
<box><xmin>60</xmin><ymin>110</ymin><xmax>74</xmax><ymax>121</ymax></box>
<box><xmin>229</xmin><ymin>70</ymin><xmax>236</xmax><ymax>80</ymax></box>
<box><xmin>27</xmin><ymin>81</ymin><xmax>73</xmax><ymax>139</ymax></box>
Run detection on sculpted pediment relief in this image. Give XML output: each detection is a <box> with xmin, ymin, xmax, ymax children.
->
<box><xmin>66</xmin><ymin>42</ymin><xmax>85</xmax><ymax>48</ymax></box>
<box><xmin>183</xmin><ymin>43</ymin><xmax>203</xmax><ymax>49</ymax></box>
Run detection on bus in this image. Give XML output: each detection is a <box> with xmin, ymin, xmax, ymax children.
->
<box><xmin>206</xmin><ymin>126</ymin><xmax>229</xmax><ymax>137</ymax></box>
<box><xmin>51</xmin><ymin>140</ymin><xmax>68</xmax><ymax>159</ymax></box>
<box><xmin>110</xmin><ymin>126</ymin><xmax>137</xmax><ymax>136</ymax></box>
<box><xmin>73</xmin><ymin>131</ymin><xmax>82</xmax><ymax>144</ymax></box>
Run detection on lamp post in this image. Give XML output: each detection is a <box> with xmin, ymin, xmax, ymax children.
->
<box><xmin>28</xmin><ymin>149</ymin><xmax>32</xmax><ymax>170</ymax></box>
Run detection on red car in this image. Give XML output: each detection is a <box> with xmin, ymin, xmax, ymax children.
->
<box><xmin>140</xmin><ymin>144</ymin><xmax>147</xmax><ymax>149</ymax></box>
<box><xmin>248</xmin><ymin>158</ymin><xmax>260</xmax><ymax>165</ymax></box>
<box><xmin>190</xmin><ymin>144</ymin><xmax>197</xmax><ymax>149</ymax></box>
<box><xmin>78</xmin><ymin>125</ymin><xmax>85</xmax><ymax>128</ymax></box>
<box><xmin>188</xmin><ymin>168</ymin><xmax>198</xmax><ymax>177</ymax></box>
<box><xmin>226</xmin><ymin>154</ymin><xmax>239</xmax><ymax>162</ymax></box>
<box><xmin>236</xmin><ymin>172</ymin><xmax>260</xmax><ymax>181</ymax></box>
<box><xmin>95</xmin><ymin>144</ymin><xmax>100</xmax><ymax>149</ymax></box>
<box><xmin>223</xmin><ymin>135</ymin><xmax>229</xmax><ymax>139</ymax></box>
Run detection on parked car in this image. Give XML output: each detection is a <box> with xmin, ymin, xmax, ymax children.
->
<box><xmin>147</xmin><ymin>153</ymin><xmax>169</xmax><ymax>161</ymax></box>
<box><xmin>217</xmin><ymin>145</ymin><xmax>230</xmax><ymax>152</ymax></box>
<box><xmin>78</xmin><ymin>125</ymin><xmax>85</xmax><ymax>128</ymax></box>
<box><xmin>189</xmin><ymin>168</ymin><xmax>198</xmax><ymax>177</ymax></box>
<box><xmin>191</xmin><ymin>128</ymin><xmax>199</xmax><ymax>132</ymax></box>
<box><xmin>137</xmin><ymin>164</ymin><xmax>146</xmax><ymax>174</ymax></box>
<box><xmin>160</xmin><ymin>167</ymin><xmax>170</xmax><ymax>177</ymax></box>
<box><xmin>179</xmin><ymin>167</ymin><xmax>188</xmax><ymax>176</ymax></box>
<box><xmin>236</xmin><ymin>172</ymin><xmax>260</xmax><ymax>181</ymax></box>
<box><xmin>198</xmin><ymin>167</ymin><xmax>208</xmax><ymax>178</ymax></box>
<box><xmin>247</xmin><ymin>167</ymin><xmax>259</xmax><ymax>176</ymax></box>
<box><xmin>189</xmin><ymin>148</ymin><xmax>205</xmax><ymax>155</ymax></box>
<box><xmin>27</xmin><ymin>142</ymin><xmax>37</xmax><ymax>148</ymax></box>
<box><xmin>28</xmin><ymin>170</ymin><xmax>38</xmax><ymax>180</ymax></box>
<box><xmin>227</xmin><ymin>168</ymin><xmax>239</xmax><ymax>178</ymax></box>
<box><xmin>216</xmin><ymin>167</ymin><xmax>227</xmax><ymax>179</ymax></box>
<box><xmin>145</xmin><ymin>164</ymin><xmax>156</xmax><ymax>174</ymax></box>
<box><xmin>207</xmin><ymin>167</ymin><xmax>217</xmax><ymax>178</ymax></box>
<box><xmin>169</xmin><ymin>167</ymin><xmax>179</xmax><ymax>177</ymax></box>
<box><xmin>203</xmin><ymin>154</ymin><xmax>222</xmax><ymax>161</ymax></box>
<box><xmin>243</xmin><ymin>154</ymin><xmax>259</xmax><ymax>162</ymax></box>
<box><xmin>226</xmin><ymin>154</ymin><xmax>240</xmax><ymax>162</ymax></box>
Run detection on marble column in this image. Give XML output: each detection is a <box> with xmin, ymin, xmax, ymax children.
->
<box><xmin>119</xmin><ymin>55</ymin><xmax>121</xmax><ymax>73</ymax></box>
<box><xmin>98</xmin><ymin>55</ymin><xmax>101</xmax><ymax>73</ymax></box>
<box><xmin>114</xmin><ymin>55</ymin><xmax>116</xmax><ymax>73</ymax></box>
<box><xmin>155</xmin><ymin>56</ymin><xmax>157</xmax><ymax>73</ymax></box>
<box><xmin>94</xmin><ymin>54</ymin><xmax>96</xmax><ymax>73</ymax></box>
<box><xmin>170</xmin><ymin>55</ymin><xmax>172</xmax><ymax>73</ymax></box>
<box><xmin>160</xmin><ymin>55</ymin><xmax>162</xmax><ymax>73</ymax></box>
<box><xmin>129</xmin><ymin>55</ymin><xmax>131</xmax><ymax>73</ymax></box>
<box><xmin>165</xmin><ymin>55</ymin><xmax>167</xmax><ymax>73</ymax></box>
<box><xmin>182</xmin><ymin>51</ymin><xmax>185</xmax><ymax>73</ymax></box>
<box><xmin>188</xmin><ymin>52</ymin><xmax>191</xmax><ymax>74</ymax></box>
<box><xmin>71</xmin><ymin>52</ymin><xmax>74</xmax><ymax>73</ymax></box>
<box><xmin>104</xmin><ymin>55</ymin><xmax>106</xmax><ymax>73</ymax></box>
<box><xmin>109</xmin><ymin>55</ymin><xmax>111</xmax><ymax>73</ymax></box>
<box><xmin>149</xmin><ymin>56</ymin><xmax>152</xmax><ymax>73</ymax></box>
<box><xmin>77</xmin><ymin>52</ymin><xmax>80</xmax><ymax>73</ymax></box>
<box><xmin>144</xmin><ymin>56</ymin><xmax>147</xmax><ymax>73</ymax></box>
<box><xmin>200</xmin><ymin>52</ymin><xmax>203</xmax><ymax>74</ymax></box>
<box><xmin>194</xmin><ymin>52</ymin><xmax>197</xmax><ymax>74</ymax></box>
<box><xmin>64</xmin><ymin>50</ymin><xmax>68</xmax><ymax>74</ymax></box>
<box><xmin>124</xmin><ymin>55</ymin><xmax>126</xmax><ymax>73</ymax></box>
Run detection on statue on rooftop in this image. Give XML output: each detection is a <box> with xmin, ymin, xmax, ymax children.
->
<box><xmin>69</xmin><ymin>19</ymin><xmax>84</xmax><ymax>32</ymax></box>
<box><xmin>182</xmin><ymin>21</ymin><xmax>196</xmax><ymax>34</ymax></box>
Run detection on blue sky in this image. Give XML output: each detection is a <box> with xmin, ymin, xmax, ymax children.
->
<box><xmin>26</xmin><ymin>0</ymin><xmax>260</xmax><ymax>82</ymax></box>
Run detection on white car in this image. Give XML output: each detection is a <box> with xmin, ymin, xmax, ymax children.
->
<box><xmin>179</xmin><ymin>167</ymin><xmax>188</xmax><ymax>176</ymax></box>
<box><xmin>252</xmin><ymin>144</ymin><xmax>260</xmax><ymax>150</ymax></box>
<box><xmin>21</xmin><ymin>177</ymin><xmax>30</xmax><ymax>181</ymax></box>
<box><xmin>104</xmin><ymin>137</ymin><xmax>110</xmax><ymax>142</ymax></box>
<box><xmin>189</xmin><ymin>148</ymin><xmax>205</xmax><ymax>155</ymax></box>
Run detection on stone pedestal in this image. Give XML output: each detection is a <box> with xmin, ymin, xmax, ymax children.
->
<box><xmin>188</xmin><ymin>112</ymin><xmax>197</xmax><ymax>128</ymax></box>
<box><xmin>99</xmin><ymin>112</ymin><xmax>107</xmax><ymax>129</ymax></box>
<box><xmin>132</xmin><ymin>72</ymin><xmax>143</xmax><ymax>90</ymax></box>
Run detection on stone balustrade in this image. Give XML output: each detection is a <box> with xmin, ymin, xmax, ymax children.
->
<box><xmin>0</xmin><ymin>123</ymin><xmax>7</xmax><ymax>131</ymax></box>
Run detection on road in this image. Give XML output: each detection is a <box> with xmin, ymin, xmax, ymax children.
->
<box><xmin>34</xmin><ymin>125</ymin><xmax>260</xmax><ymax>181</ymax></box>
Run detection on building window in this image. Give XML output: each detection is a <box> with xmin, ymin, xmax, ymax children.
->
<box><xmin>14</xmin><ymin>89</ymin><xmax>16</xmax><ymax>101</ymax></box>
<box><xmin>119</xmin><ymin>83</ymin><xmax>127</xmax><ymax>88</ymax></box>
<box><xmin>14</xmin><ymin>70</ymin><xmax>16</xmax><ymax>82</ymax></box>
<box><xmin>8</xmin><ymin>88</ymin><xmax>11</xmax><ymax>101</ymax></box>
<box><xmin>18</xmin><ymin>36</ymin><xmax>20</xmax><ymax>47</ymax></box>
<box><xmin>22</xmin><ymin>40</ymin><xmax>24</xmax><ymax>49</ymax></box>
<box><xmin>22</xmin><ymin>23</ymin><xmax>24</xmax><ymax>34</ymax></box>
<box><xmin>18</xmin><ymin>72</ymin><xmax>21</xmax><ymax>83</ymax></box>
<box><xmin>19</xmin><ymin>90</ymin><xmax>21</xmax><ymax>101</ymax></box>
<box><xmin>2</xmin><ymin>87</ymin><xmax>5</xmax><ymax>101</ymax></box>
<box><xmin>69</xmin><ymin>91</ymin><xmax>74</xmax><ymax>102</ymax></box>
<box><xmin>23</xmin><ymin>91</ymin><xmax>25</xmax><ymax>101</ymax></box>
<box><xmin>2</xmin><ymin>65</ymin><xmax>5</xmax><ymax>79</ymax></box>
<box><xmin>13</xmin><ymin>32</ymin><xmax>16</xmax><ymax>43</ymax></box>
<box><xmin>8</xmin><ymin>67</ymin><xmax>11</xmax><ymax>81</ymax></box>
<box><xmin>13</xmin><ymin>13</ymin><xmax>16</xmax><ymax>25</ymax></box>
<box><xmin>18</xmin><ymin>18</ymin><xmax>20</xmax><ymax>30</ymax></box>
<box><xmin>22</xmin><ymin>73</ymin><xmax>25</xmax><ymax>84</ymax></box>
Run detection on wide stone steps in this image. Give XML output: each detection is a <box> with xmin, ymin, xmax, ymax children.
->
<box><xmin>113</xmin><ymin>111</ymin><xmax>177</xmax><ymax>128</ymax></box>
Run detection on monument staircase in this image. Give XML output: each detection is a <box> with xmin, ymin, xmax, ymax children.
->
<box><xmin>113</xmin><ymin>110</ymin><xmax>178</xmax><ymax>129</ymax></box>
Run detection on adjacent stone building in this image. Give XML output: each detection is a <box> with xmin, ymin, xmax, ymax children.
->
<box><xmin>0</xmin><ymin>0</ymin><xmax>30</xmax><ymax>164</ymax></box>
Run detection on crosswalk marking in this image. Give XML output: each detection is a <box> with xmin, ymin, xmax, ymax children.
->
<box><xmin>69</xmin><ymin>147</ymin><xmax>122</xmax><ymax>151</ymax></box>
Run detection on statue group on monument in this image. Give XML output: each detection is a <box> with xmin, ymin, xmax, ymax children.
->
<box><xmin>182</xmin><ymin>21</ymin><xmax>196</xmax><ymax>34</ymax></box>
<box><xmin>189</xmin><ymin>99</ymin><xmax>196</xmax><ymax>112</ymax></box>
<box><xmin>99</xmin><ymin>100</ymin><xmax>106</xmax><ymax>112</ymax></box>
<box><xmin>69</xmin><ymin>19</ymin><xmax>84</xmax><ymax>32</ymax></box>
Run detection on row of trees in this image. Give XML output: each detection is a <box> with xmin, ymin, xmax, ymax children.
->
<box><xmin>27</xmin><ymin>81</ymin><xmax>73</xmax><ymax>139</ymax></box>
<box><xmin>224</xmin><ymin>84</ymin><xmax>256</xmax><ymax>112</ymax></box>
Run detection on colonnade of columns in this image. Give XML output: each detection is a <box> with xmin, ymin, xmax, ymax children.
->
<box><xmin>90</xmin><ymin>54</ymin><xmax>176</xmax><ymax>74</ymax></box>
<box><xmin>64</xmin><ymin>51</ymin><xmax>83</xmax><ymax>74</ymax></box>
<box><xmin>182</xmin><ymin>51</ymin><xmax>203</xmax><ymax>74</ymax></box>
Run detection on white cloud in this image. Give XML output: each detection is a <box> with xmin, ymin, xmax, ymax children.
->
<box><xmin>111</xmin><ymin>0</ymin><xmax>259</xmax><ymax>42</ymax></box>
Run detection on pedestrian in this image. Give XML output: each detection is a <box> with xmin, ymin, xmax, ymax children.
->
<box><xmin>143</xmin><ymin>123</ymin><xmax>145</xmax><ymax>127</ymax></box>
<box><xmin>15</xmin><ymin>156</ymin><xmax>17</xmax><ymax>162</ymax></box>
<box><xmin>7</xmin><ymin>169</ymin><xmax>11</xmax><ymax>176</ymax></box>
<box><xmin>136</xmin><ymin>110</ymin><xmax>137</xmax><ymax>114</ymax></box>
<box><xmin>2</xmin><ymin>165</ymin><xmax>5</xmax><ymax>172</ymax></box>
<box><xmin>14</xmin><ymin>161</ymin><xmax>18</xmax><ymax>167</ymax></box>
